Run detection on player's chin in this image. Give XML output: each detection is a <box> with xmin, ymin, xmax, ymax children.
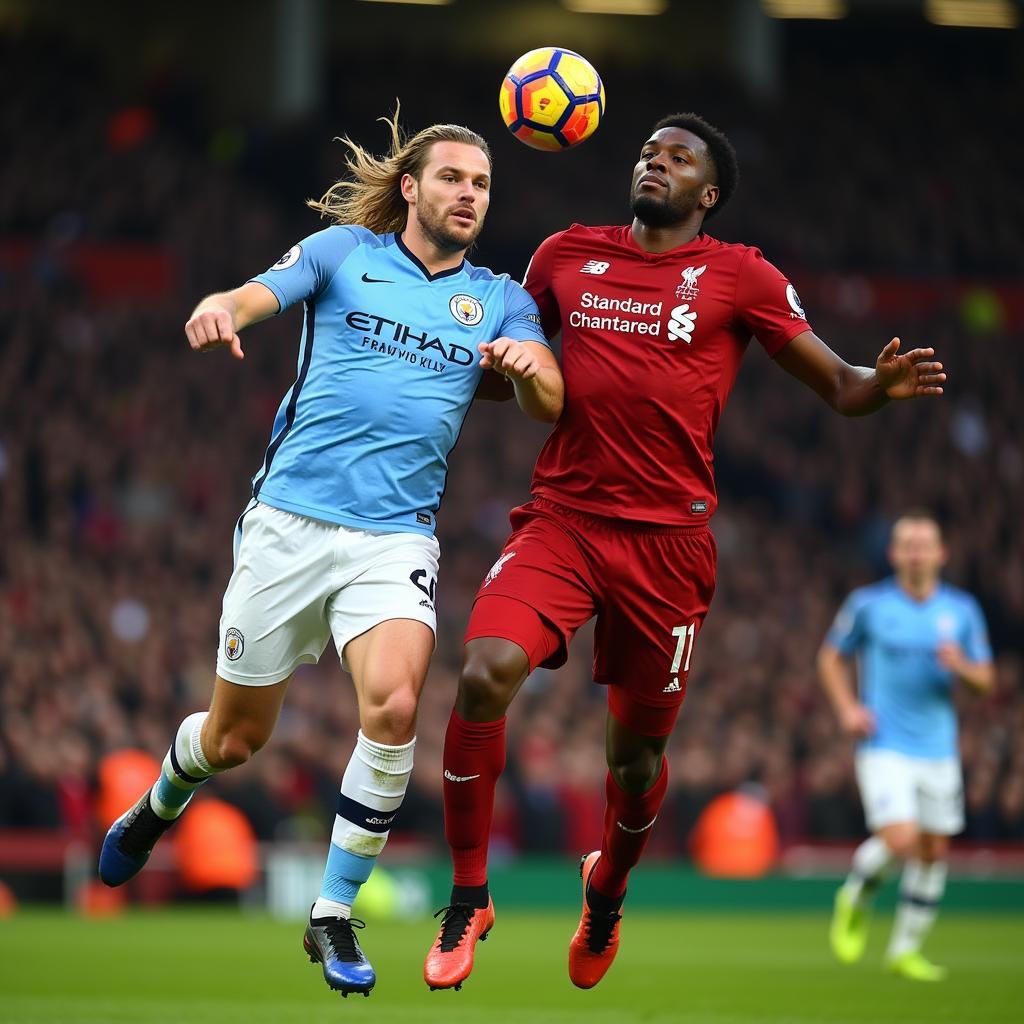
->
<box><xmin>631</xmin><ymin>193</ymin><xmax>679</xmax><ymax>228</ymax></box>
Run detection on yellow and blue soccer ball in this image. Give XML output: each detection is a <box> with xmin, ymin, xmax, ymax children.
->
<box><xmin>499</xmin><ymin>47</ymin><xmax>605</xmax><ymax>152</ymax></box>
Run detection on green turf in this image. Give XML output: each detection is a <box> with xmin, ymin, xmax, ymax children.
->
<box><xmin>1</xmin><ymin>910</ymin><xmax>1020</xmax><ymax>1023</ymax></box>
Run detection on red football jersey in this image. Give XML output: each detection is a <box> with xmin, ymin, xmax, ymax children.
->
<box><xmin>524</xmin><ymin>224</ymin><xmax>812</xmax><ymax>524</ymax></box>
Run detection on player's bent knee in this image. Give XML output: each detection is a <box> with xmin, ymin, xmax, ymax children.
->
<box><xmin>880</xmin><ymin>824</ymin><xmax>920</xmax><ymax>860</ymax></box>
<box><xmin>361</xmin><ymin>687</ymin><xmax>419</xmax><ymax>744</ymax></box>
<box><xmin>919</xmin><ymin>834</ymin><xmax>949</xmax><ymax>863</ymax></box>
<box><xmin>609</xmin><ymin>752</ymin><xmax>662</xmax><ymax>795</ymax></box>
<box><xmin>457</xmin><ymin>650</ymin><xmax>523</xmax><ymax>721</ymax></box>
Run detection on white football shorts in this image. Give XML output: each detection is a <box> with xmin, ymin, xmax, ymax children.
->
<box><xmin>855</xmin><ymin>748</ymin><xmax>964</xmax><ymax>836</ymax></box>
<box><xmin>216</xmin><ymin>501</ymin><xmax>439</xmax><ymax>685</ymax></box>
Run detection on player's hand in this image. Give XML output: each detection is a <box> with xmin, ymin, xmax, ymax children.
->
<box><xmin>478</xmin><ymin>338</ymin><xmax>540</xmax><ymax>382</ymax></box>
<box><xmin>875</xmin><ymin>338</ymin><xmax>944</xmax><ymax>400</ymax></box>
<box><xmin>185</xmin><ymin>309</ymin><xmax>245</xmax><ymax>361</ymax></box>
<box><xmin>839</xmin><ymin>702</ymin><xmax>875</xmax><ymax>739</ymax></box>
<box><xmin>937</xmin><ymin>641</ymin><xmax>967</xmax><ymax>674</ymax></box>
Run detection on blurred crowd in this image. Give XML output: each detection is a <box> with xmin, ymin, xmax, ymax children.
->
<box><xmin>2</xmin><ymin>33</ymin><xmax>1022</xmax><ymax>864</ymax></box>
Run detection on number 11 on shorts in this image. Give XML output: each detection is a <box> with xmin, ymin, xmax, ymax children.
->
<box><xmin>670</xmin><ymin>623</ymin><xmax>695</xmax><ymax>673</ymax></box>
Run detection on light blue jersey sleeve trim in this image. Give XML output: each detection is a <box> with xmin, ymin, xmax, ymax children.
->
<box><xmin>249</xmin><ymin>225</ymin><xmax>368</xmax><ymax>312</ymax></box>
<box><xmin>825</xmin><ymin>587</ymin><xmax>872</xmax><ymax>655</ymax></box>
<box><xmin>499</xmin><ymin>278</ymin><xmax>550</xmax><ymax>347</ymax></box>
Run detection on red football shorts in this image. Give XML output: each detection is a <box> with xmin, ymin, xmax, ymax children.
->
<box><xmin>464</xmin><ymin>497</ymin><xmax>717</xmax><ymax>736</ymax></box>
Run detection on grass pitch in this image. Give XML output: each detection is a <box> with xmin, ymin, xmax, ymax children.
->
<box><xmin>1</xmin><ymin>909</ymin><xmax>1019</xmax><ymax>1024</ymax></box>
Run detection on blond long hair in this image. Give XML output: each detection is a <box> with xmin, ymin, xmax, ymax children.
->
<box><xmin>307</xmin><ymin>105</ymin><xmax>491</xmax><ymax>235</ymax></box>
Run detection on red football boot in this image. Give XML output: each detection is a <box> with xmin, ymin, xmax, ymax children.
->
<box><xmin>424</xmin><ymin>898</ymin><xmax>495</xmax><ymax>991</ymax></box>
<box><xmin>568</xmin><ymin>852</ymin><xmax>623</xmax><ymax>989</ymax></box>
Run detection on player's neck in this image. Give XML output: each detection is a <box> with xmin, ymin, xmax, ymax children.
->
<box><xmin>400</xmin><ymin>226</ymin><xmax>466</xmax><ymax>276</ymax></box>
<box><xmin>897</xmin><ymin>575</ymin><xmax>939</xmax><ymax>602</ymax></box>
<box><xmin>630</xmin><ymin>216</ymin><xmax>703</xmax><ymax>254</ymax></box>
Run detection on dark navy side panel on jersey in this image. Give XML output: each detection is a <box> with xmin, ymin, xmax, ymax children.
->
<box><xmin>247</xmin><ymin>226</ymin><xmax>547</xmax><ymax>536</ymax></box>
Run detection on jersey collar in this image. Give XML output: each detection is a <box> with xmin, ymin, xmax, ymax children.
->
<box><xmin>624</xmin><ymin>226</ymin><xmax>712</xmax><ymax>260</ymax></box>
<box><xmin>394</xmin><ymin>232</ymin><xmax>465</xmax><ymax>281</ymax></box>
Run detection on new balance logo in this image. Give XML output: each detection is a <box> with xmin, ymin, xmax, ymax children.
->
<box><xmin>616</xmin><ymin>816</ymin><xmax>657</xmax><ymax>834</ymax></box>
<box><xmin>667</xmin><ymin>304</ymin><xmax>697</xmax><ymax>344</ymax></box>
<box><xmin>663</xmin><ymin>677</ymin><xmax>682</xmax><ymax>693</ymax></box>
<box><xmin>580</xmin><ymin>260</ymin><xmax>610</xmax><ymax>275</ymax></box>
<box><xmin>444</xmin><ymin>770</ymin><xmax>481</xmax><ymax>783</ymax></box>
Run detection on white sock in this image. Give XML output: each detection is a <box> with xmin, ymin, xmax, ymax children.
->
<box><xmin>888</xmin><ymin>859</ymin><xmax>947</xmax><ymax>958</ymax></box>
<box><xmin>150</xmin><ymin>712</ymin><xmax>218</xmax><ymax>820</ymax></box>
<box><xmin>311</xmin><ymin>896</ymin><xmax>352</xmax><ymax>920</ymax></box>
<box><xmin>316</xmin><ymin>731</ymin><xmax>416</xmax><ymax>912</ymax></box>
<box><xmin>842</xmin><ymin>835</ymin><xmax>894</xmax><ymax>905</ymax></box>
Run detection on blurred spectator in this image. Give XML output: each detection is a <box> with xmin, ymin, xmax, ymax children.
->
<box><xmin>1</xmin><ymin>31</ymin><xmax>1020</xmax><ymax>860</ymax></box>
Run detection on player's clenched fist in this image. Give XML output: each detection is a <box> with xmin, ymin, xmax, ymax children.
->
<box><xmin>185</xmin><ymin>308</ymin><xmax>245</xmax><ymax>361</ymax></box>
<box><xmin>478</xmin><ymin>338</ymin><xmax>539</xmax><ymax>381</ymax></box>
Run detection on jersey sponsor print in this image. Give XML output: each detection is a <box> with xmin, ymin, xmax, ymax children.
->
<box><xmin>249</xmin><ymin>227</ymin><xmax>548</xmax><ymax>535</ymax></box>
<box><xmin>524</xmin><ymin>224</ymin><xmax>811</xmax><ymax>524</ymax></box>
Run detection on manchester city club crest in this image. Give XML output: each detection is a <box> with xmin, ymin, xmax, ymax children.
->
<box><xmin>224</xmin><ymin>627</ymin><xmax>244</xmax><ymax>661</ymax></box>
<box><xmin>449</xmin><ymin>293</ymin><xmax>484</xmax><ymax>326</ymax></box>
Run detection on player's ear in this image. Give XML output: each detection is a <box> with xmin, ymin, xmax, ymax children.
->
<box><xmin>400</xmin><ymin>172</ymin><xmax>418</xmax><ymax>206</ymax></box>
<box><xmin>701</xmin><ymin>183</ymin><xmax>719</xmax><ymax>211</ymax></box>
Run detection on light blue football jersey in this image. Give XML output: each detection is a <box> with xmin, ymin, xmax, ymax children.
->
<box><xmin>247</xmin><ymin>226</ymin><xmax>548</xmax><ymax>535</ymax></box>
<box><xmin>826</xmin><ymin>578</ymin><xmax>992</xmax><ymax>759</ymax></box>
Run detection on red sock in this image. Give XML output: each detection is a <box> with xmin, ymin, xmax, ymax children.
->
<box><xmin>590</xmin><ymin>759</ymin><xmax>669</xmax><ymax>899</ymax></box>
<box><xmin>443</xmin><ymin>710</ymin><xmax>506</xmax><ymax>887</ymax></box>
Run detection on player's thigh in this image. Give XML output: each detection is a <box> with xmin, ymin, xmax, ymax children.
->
<box><xmin>855</xmin><ymin>749</ymin><xmax>919</xmax><ymax>838</ymax></box>
<box><xmin>467</xmin><ymin>503</ymin><xmax>598</xmax><ymax>672</ymax></box>
<box><xmin>917</xmin><ymin>757</ymin><xmax>965</xmax><ymax>837</ymax></box>
<box><xmin>217</xmin><ymin>502</ymin><xmax>336</xmax><ymax>686</ymax></box>
<box><xmin>329</xmin><ymin>530</ymin><xmax>439</xmax><ymax>740</ymax></box>
<box><xmin>594</xmin><ymin>527</ymin><xmax>716</xmax><ymax>729</ymax></box>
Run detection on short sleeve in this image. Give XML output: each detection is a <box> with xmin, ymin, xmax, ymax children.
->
<box><xmin>825</xmin><ymin>590</ymin><xmax>869</xmax><ymax>656</ymax></box>
<box><xmin>961</xmin><ymin>596</ymin><xmax>993</xmax><ymax>664</ymax></box>
<box><xmin>735</xmin><ymin>247</ymin><xmax>812</xmax><ymax>357</ymax></box>
<box><xmin>499</xmin><ymin>280</ymin><xmax>550</xmax><ymax>347</ymax></box>
<box><xmin>522</xmin><ymin>231</ymin><xmax>565</xmax><ymax>339</ymax></box>
<box><xmin>249</xmin><ymin>226</ymin><xmax>362</xmax><ymax>313</ymax></box>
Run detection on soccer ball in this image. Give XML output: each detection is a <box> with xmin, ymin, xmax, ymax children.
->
<box><xmin>499</xmin><ymin>47</ymin><xmax>605</xmax><ymax>152</ymax></box>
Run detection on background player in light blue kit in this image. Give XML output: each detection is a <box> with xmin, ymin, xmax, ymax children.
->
<box><xmin>98</xmin><ymin>113</ymin><xmax>562</xmax><ymax>998</ymax></box>
<box><xmin>818</xmin><ymin>511</ymin><xmax>994</xmax><ymax>981</ymax></box>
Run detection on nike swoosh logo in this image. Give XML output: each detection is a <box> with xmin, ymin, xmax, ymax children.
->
<box><xmin>361</xmin><ymin>273</ymin><xmax>394</xmax><ymax>284</ymax></box>
<box><xmin>444</xmin><ymin>770</ymin><xmax>481</xmax><ymax>783</ymax></box>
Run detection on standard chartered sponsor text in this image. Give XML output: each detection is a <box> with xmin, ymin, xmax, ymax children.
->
<box><xmin>571</xmin><ymin>291</ymin><xmax>664</xmax><ymax>335</ymax></box>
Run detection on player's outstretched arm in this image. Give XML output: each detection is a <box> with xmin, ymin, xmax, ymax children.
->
<box><xmin>478</xmin><ymin>338</ymin><xmax>563</xmax><ymax>422</ymax></box>
<box><xmin>817</xmin><ymin>643</ymin><xmax>875</xmax><ymax>738</ymax></box>
<box><xmin>184</xmin><ymin>282</ymin><xmax>280</xmax><ymax>361</ymax></box>
<box><xmin>775</xmin><ymin>332</ymin><xmax>946</xmax><ymax>416</ymax></box>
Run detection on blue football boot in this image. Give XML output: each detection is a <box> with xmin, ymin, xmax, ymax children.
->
<box><xmin>98</xmin><ymin>787</ymin><xmax>176</xmax><ymax>886</ymax></box>
<box><xmin>303</xmin><ymin>911</ymin><xmax>376</xmax><ymax>997</ymax></box>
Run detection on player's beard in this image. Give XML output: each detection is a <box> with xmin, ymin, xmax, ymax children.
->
<box><xmin>416</xmin><ymin>197</ymin><xmax>484</xmax><ymax>253</ymax></box>
<box><xmin>631</xmin><ymin>182</ymin><xmax>702</xmax><ymax>229</ymax></box>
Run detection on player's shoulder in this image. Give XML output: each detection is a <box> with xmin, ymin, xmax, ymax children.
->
<box><xmin>301</xmin><ymin>224</ymin><xmax>383</xmax><ymax>261</ymax></box>
<box><xmin>847</xmin><ymin>578</ymin><xmax>897</xmax><ymax>610</ymax></box>
<box><xmin>936</xmin><ymin>582</ymin><xmax>983</xmax><ymax>612</ymax></box>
